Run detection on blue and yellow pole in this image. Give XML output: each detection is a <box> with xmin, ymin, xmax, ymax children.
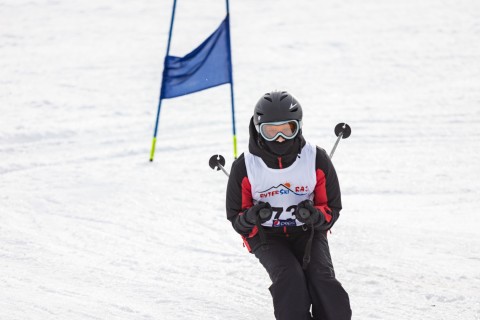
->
<box><xmin>226</xmin><ymin>0</ymin><xmax>238</xmax><ymax>159</ymax></box>
<box><xmin>150</xmin><ymin>0</ymin><xmax>178</xmax><ymax>162</ymax></box>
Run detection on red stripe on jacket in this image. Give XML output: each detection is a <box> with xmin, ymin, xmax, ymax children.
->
<box><xmin>241</xmin><ymin>177</ymin><xmax>253</xmax><ymax>210</ymax></box>
<box><xmin>314</xmin><ymin>169</ymin><xmax>332</xmax><ymax>223</ymax></box>
<box><xmin>240</xmin><ymin>177</ymin><xmax>258</xmax><ymax>241</ymax></box>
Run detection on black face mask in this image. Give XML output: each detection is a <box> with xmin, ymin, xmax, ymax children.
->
<box><xmin>263</xmin><ymin>138</ymin><xmax>296</xmax><ymax>156</ymax></box>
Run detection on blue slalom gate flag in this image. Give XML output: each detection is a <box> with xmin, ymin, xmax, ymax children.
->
<box><xmin>160</xmin><ymin>15</ymin><xmax>232</xmax><ymax>99</ymax></box>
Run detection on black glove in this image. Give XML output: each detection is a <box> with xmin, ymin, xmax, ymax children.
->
<box><xmin>244</xmin><ymin>201</ymin><xmax>273</xmax><ymax>225</ymax></box>
<box><xmin>296</xmin><ymin>200</ymin><xmax>326</xmax><ymax>228</ymax></box>
<box><xmin>234</xmin><ymin>202</ymin><xmax>272</xmax><ymax>235</ymax></box>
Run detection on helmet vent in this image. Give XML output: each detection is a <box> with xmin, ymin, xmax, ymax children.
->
<box><xmin>280</xmin><ymin>93</ymin><xmax>289</xmax><ymax>101</ymax></box>
<box><xmin>290</xmin><ymin>107</ymin><xmax>298</xmax><ymax>112</ymax></box>
<box><xmin>256</xmin><ymin>112</ymin><xmax>264</xmax><ymax>116</ymax></box>
<box><xmin>263</xmin><ymin>96</ymin><xmax>272</xmax><ymax>102</ymax></box>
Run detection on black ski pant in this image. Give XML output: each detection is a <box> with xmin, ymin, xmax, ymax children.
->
<box><xmin>253</xmin><ymin>230</ymin><xmax>351</xmax><ymax>320</ymax></box>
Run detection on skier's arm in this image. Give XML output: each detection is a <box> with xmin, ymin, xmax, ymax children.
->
<box><xmin>226</xmin><ymin>154</ymin><xmax>256</xmax><ymax>235</ymax></box>
<box><xmin>314</xmin><ymin>147</ymin><xmax>342</xmax><ymax>230</ymax></box>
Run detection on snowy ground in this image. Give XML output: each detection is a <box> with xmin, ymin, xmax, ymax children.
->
<box><xmin>1</xmin><ymin>0</ymin><xmax>480</xmax><ymax>319</ymax></box>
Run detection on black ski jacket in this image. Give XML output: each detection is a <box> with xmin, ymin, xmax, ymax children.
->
<box><xmin>226</xmin><ymin>118</ymin><xmax>342</xmax><ymax>252</ymax></box>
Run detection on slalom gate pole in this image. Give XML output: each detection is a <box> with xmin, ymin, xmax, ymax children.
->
<box><xmin>225</xmin><ymin>0</ymin><xmax>238</xmax><ymax>159</ymax></box>
<box><xmin>149</xmin><ymin>0</ymin><xmax>178</xmax><ymax>162</ymax></box>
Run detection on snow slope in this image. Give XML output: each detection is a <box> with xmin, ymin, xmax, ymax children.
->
<box><xmin>1</xmin><ymin>0</ymin><xmax>479</xmax><ymax>319</ymax></box>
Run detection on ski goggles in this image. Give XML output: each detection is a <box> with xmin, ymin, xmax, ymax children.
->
<box><xmin>258</xmin><ymin>120</ymin><xmax>301</xmax><ymax>141</ymax></box>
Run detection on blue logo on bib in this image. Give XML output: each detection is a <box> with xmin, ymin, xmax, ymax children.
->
<box><xmin>273</xmin><ymin>219</ymin><xmax>297</xmax><ymax>227</ymax></box>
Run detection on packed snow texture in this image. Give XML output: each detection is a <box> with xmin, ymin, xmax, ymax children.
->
<box><xmin>1</xmin><ymin>0</ymin><xmax>480</xmax><ymax>319</ymax></box>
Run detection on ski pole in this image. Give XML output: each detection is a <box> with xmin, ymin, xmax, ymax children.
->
<box><xmin>329</xmin><ymin>123</ymin><xmax>351</xmax><ymax>159</ymax></box>
<box><xmin>209</xmin><ymin>154</ymin><xmax>229</xmax><ymax>177</ymax></box>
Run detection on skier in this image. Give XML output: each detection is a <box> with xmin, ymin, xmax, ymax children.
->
<box><xmin>226</xmin><ymin>91</ymin><xmax>352</xmax><ymax>320</ymax></box>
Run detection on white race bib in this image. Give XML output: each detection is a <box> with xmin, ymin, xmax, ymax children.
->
<box><xmin>244</xmin><ymin>142</ymin><xmax>317</xmax><ymax>227</ymax></box>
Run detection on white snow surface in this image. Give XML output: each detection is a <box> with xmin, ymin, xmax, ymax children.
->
<box><xmin>1</xmin><ymin>0</ymin><xmax>480</xmax><ymax>319</ymax></box>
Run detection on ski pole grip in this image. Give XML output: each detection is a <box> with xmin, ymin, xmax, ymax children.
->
<box><xmin>298</xmin><ymin>207</ymin><xmax>311</xmax><ymax>220</ymax></box>
<box><xmin>259</xmin><ymin>208</ymin><xmax>272</xmax><ymax>221</ymax></box>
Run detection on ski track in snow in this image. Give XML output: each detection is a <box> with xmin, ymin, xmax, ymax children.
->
<box><xmin>1</xmin><ymin>0</ymin><xmax>480</xmax><ymax>319</ymax></box>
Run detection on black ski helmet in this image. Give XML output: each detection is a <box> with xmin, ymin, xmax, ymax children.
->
<box><xmin>253</xmin><ymin>91</ymin><xmax>303</xmax><ymax>132</ymax></box>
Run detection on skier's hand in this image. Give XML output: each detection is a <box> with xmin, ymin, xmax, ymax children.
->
<box><xmin>296</xmin><ymin>200</ymin><xmax>325</xmax><ymax>227</ymax></box>
<box><xmin>244</xmin><ymin>202</ymin><xmax>273</xmax><ymax>225</ymax></box>
<box><xmin>234</xmin><ymin>202</ymin><xmax>272</xmax><ymax>235</ymax></box>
